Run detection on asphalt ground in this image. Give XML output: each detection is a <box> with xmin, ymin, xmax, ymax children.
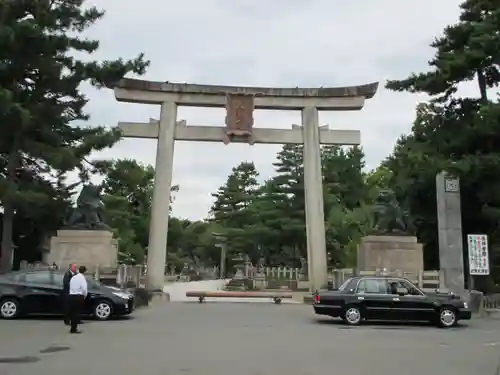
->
<box><xmin>1</xmin><ymin>302</ymin><xmax>500</xmax><ymax>375</ymax></box>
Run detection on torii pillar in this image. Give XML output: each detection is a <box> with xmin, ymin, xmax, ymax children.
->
<box><xmin>110</xmin><ymin>79</ymin><xmax>379</xmax><ymax>292</ymax></box>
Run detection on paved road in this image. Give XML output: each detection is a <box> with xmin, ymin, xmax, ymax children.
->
<box><xmin>1</xmin><ymin>303</ymin><xmax>500</xmax><ymax>375</ymax></box>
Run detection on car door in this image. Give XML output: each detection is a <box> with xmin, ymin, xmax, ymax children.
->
<box><xmin>355</xmin><ymin>278</ymin><xmax>393</xmax><ymax>320</ymax></box>
<box><xmin>388</xmin><ymin>279</ymin><xmax>435</xmax><ymax>321</ymax></box>
<box><xmin>81</xmin><ymin>276</ymin><xmax>101</xmax><ymax>315</ymax></box>
<box><xmin>22</xmin><ymin>271</ymin><xmax>61</xmax><ymax>314</ymax></box>
<box><xmin>318</xmin><ymin>278</ymin><xmax>358</xmax><ymax>314</ymax></box>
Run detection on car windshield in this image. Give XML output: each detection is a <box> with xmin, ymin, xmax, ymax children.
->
<box><xmin>337</xmin><ymin>278</ymin><xmax>352</xmax><ymax>291</ymax></box>
<box><xmin>85</xmin><ymin>276</ymin><xmax>102</xmax><ymax>289</ymax></box>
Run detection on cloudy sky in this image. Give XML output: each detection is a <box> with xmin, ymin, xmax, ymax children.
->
<box><xmin>82</xmin><ymin>0</ymin><xmax>474</xmax><ymax>220</ymax></box>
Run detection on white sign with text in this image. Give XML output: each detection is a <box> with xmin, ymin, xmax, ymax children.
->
<box><xmin>467</xmin><ymin>234</ymin><xmax>489</xmax><ymax>275</ymax></box>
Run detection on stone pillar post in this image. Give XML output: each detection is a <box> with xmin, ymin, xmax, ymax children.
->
<box><xmin>146</xmin><ymin>101</ymin><xmax>177</xmax><ymax>291</ymax></box>
<box><xmin>302</xmin><ymin>106</ymin><xmax>328</xmax><ymax>292</ymax></box>
<box><xmin>436</xmin><ymin>172</ymin><xmax>465</xmax><ymax>293</ymax></box>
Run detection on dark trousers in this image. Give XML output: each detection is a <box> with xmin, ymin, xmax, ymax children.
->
<box><xmin>68</xmin><ymin>294</ymin><xmax>84</xmax><ymax>332</ymax></box>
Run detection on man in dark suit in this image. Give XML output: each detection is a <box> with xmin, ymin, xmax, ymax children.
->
<box><xmin>62</xmin><ymin>264</ymin><xmax>77</xmax><ymax>325</ymax></box>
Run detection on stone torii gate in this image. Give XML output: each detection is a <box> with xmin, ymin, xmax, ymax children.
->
<box><xmin>111</xmin><ymin>79</ymin><xmax>379</xmax><ymax>292</ymax></box>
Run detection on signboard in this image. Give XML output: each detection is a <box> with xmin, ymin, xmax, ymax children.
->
<box><xmin>467</xmin><ymin>234</ymin><xmax>490</xmax><ymax>275</ymax></box>
<box><xmin>444</xmin><ymin>177</ymin><xmax>460</xmax><ymax>193</ymax></box>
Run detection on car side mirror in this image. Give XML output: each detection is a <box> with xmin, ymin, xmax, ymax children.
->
<box><xmin>396</xmin><ymin>287</ymin><xmax>408</xmax><ymax>296</ymax></box>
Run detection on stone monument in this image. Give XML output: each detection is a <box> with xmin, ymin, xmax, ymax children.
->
<box><xmin>225</xmin><ymin>253</ymin><xmax>251</xmax><ymax>290</ymax></box>
<box><xmin>436</xmin><ymin>172</ymin><xmax>465</xmax><ymax>293</ymax></box>
<box><xmin>110</xmin><ymin>78</ymin><xmax>378</xmax><ymax>292</ymax></box>
<box><xmin>358</xmin><ymin>189</ymin><xmax>423</xmax><ymax>274</ymax></box>
<box><xmin>299</xmin><ymin>256</ymin><xmax>308</xmax><ymax>279</ymax></box>
<box><xmin>232</xmin><ymin>253</ymin><xmax>246</xmax><ymax>279</ymax></box>
<box><xmin>255</xmin><ymin>258</ymin><xmax>265</xmax><ymax>279</ymax></box>
<box><xmin>48</xmin><ymin>184</ymin><xmax>118</xmax><ymax>269</ymax></box>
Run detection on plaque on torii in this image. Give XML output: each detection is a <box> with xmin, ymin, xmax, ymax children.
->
<box><xmin>224</xmin><ymin>93</ymin><xmax>255</xmax><ymax>145</ymax></box>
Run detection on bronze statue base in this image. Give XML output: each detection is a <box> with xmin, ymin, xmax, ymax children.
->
<box><xmin>48</xmin><ymin>229</ymin><xmax>118</xmax><ymax>269</ymax></box>
<box><xmin>357</xmin><ymin>235</ymin><xmax>423</xmax><ymax>276</ymax></box>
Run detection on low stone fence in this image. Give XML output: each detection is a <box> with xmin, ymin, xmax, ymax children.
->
<box><xmin>262</xmin><ymin>267</ymin><xmax>302</xmax><ymax>281</ymax></box>
<box><xmin>483</xmin><ymin>293</ymin><xmax>500</xmax><ymax>310</ymax></box>
<box><xmin>250</xmin><ymin>268</ymin><xmax>440</xmax><ymax>291</ymax></box>
<box><xmin>94</xmin><ymin>265</ymin><xmax>143</xmax><ymax>288</ymax></box>
<box><xmin>456</xmin><ymin>291</ymin><xmax>499</xmax><ymax>315</ymax></box>
<box><xmin>250</xmin><ymin>266</ymin><xmax>440</xmax><ymax>288</ymax></box>
<box><xmin>331</xmin><ymin>269</ymin><xmax>440</xmax><ymax>289</ymax></box>
<box><xmin>95</xmin><ymin>265</ymin><xmax>217</xmax><ymax>288</ymax></box>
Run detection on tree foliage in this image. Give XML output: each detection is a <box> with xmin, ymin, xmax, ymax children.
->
<box><xmin>6</xmin><ymin>0</ymin><xmax>500</xmax><ymax>294</ymax></box>
<box><xmin>101</xmin><ymin>159</ymin><xmax>182</xmax><ymax>265</ymax></box>
<box><xmin>207</xmin><ymin>145</ymin><xmax>375</xmax><ymax>269</ymax></box>
<box><xmin>0</xmin><ymin>0</ymin><xmax>149</xmax><ymax>271</ymax></box>
<box><xmin>384</xmin><ymin>0</ymin><xmax>500</xmax><ymax>288</ymax></box>
<box><xmin>386</xmin><ymin>0</ymin><xmax>500</xmax><ymax>101</ymax></box>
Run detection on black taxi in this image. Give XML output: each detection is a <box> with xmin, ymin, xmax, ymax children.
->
<box><xmin>313</xmin><ymin>276</ymin><xmax>471</xmax><ymax>328</ymax></box>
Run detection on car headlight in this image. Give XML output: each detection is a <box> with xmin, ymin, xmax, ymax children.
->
<box><xmin>113</xmin><ymin>291</ymin><xmax>130</xmax><ymax>300</ymax></box>
<box><xmin>463</xmin><ymin>302</ymin><xmax>469</xmax><ymax>309</ymax></box>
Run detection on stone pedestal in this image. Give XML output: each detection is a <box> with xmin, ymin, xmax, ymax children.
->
<box><xmin>357</xmin><ymin>235</ymin><xmax>423</xmax><ymax>274</ymax></box>
<box><xmin>48</xmin><ymin>230</ymin><xmax>118</xmax><ymax>268</ymax></box>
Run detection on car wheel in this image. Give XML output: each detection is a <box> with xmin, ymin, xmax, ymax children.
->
<box><xmin>343</xmin><ymin>305</ymin><xmax>363</xmax><ymax>326</ymax></box>
<box><xmin>0</xmin><ymin>298</ymin><xmax>20</xmax><ymax>319</ymax></box>
<box><xmin>438</xmin><ymin>307</ymin><xmax>457</xmax><ymax>328</ymax></box>
<box><xmin>93</xmin><ymin>300</ymin><xmax>113</xmax><ymax>321</ymax></box>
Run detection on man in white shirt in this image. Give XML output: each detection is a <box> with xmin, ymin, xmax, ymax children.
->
<box><xmin>68</xmin><ymin>265</ymin><xmax>88</xmax><ymax>334</ymax></box>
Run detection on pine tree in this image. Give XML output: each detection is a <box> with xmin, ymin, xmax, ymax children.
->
<box><xmin>271</xmin><ymin>144</ymin><xmax>306</xmax><ymax>264</ymax></box>
<box><xmin>210</xmin><ymin>162</ymin><xmax>260</xmax><ymax>259</ymax></box>
<box><xmin>207</xmin><ymin>143</ymin><xmax>375</xmax><ymax>268</ymax></box>
<box><xmin>210</xmin><ymin>161</ymin><xmax>259</xmax><ymax>225</ymax></box>
<box><xmin>321</xmin><ymin>145</ymin><xmax>372</xmax><ymax>267</ymax></box>
<box><xmin>386</xmin><ymin>0</ymin><xmax>500</xmax><ymax>101</ymax></box>
<box><xmin>0</xmin><ymin>1</ymin><xmax>149</xmax><ymax>271</ymax></box>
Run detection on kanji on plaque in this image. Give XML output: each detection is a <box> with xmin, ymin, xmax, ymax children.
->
<box><xmin>224</xmin><ymin>94</ymin><xmax>255</xmax><ymax>145</ymax></box>
<box><xmin>467</xmin><ymin>234</ymin><xmax>489</xmax><ymax>276</ymax></box>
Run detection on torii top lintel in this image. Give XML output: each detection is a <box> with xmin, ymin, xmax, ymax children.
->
<box><xmin>111</xmin><ymin>78</ymin><xmax>379</xmax><ymax>110</ymax></box>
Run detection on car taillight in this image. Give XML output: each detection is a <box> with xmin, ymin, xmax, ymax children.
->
<box><xmin>314</xmin><ymin>294</ymin><xmax>320</xmax><ymax>303</ymax></box>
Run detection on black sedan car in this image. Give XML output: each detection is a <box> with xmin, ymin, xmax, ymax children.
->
<box><xmin>313</xmin><ymin>276</ymin><xmax>471</xmax><ymax>328</ymax></box>
<box><xmin>0</xmin><ymin>269</ymin><xmax>135</xmax><ymax>320</ymax></box>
